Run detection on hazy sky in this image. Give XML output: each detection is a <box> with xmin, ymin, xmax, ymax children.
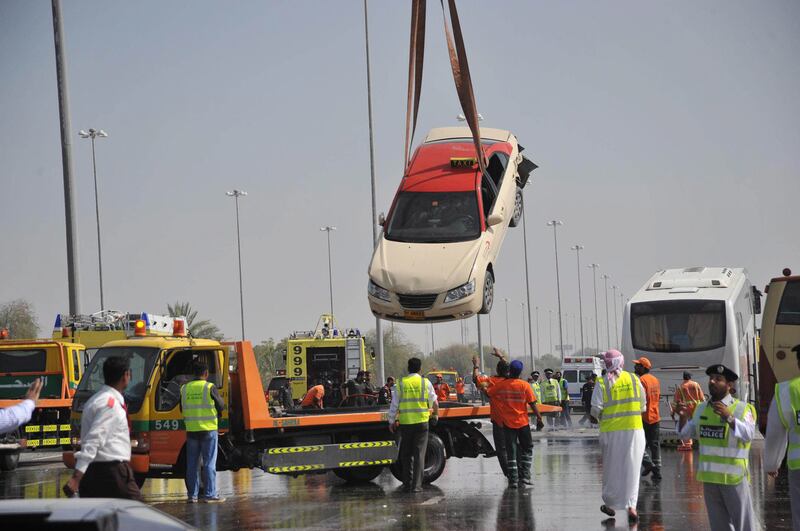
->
<box><xmin>1</xmin><ymin>1</ymin><xmax>798</xmax><ymax>360</ymax></box>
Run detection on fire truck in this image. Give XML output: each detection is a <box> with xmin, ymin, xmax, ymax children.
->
<box><xmin>63</xmin><ymin>319</ymin><xmax>559</xmax><ymax>486</ymax></box>
<box><xmin>0</xmin><ymin>329</ymin><xmax>85</xmax><ymax>470</ymax></box>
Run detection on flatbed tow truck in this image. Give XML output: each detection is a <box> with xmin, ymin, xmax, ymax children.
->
<box><xmin>63</xmin><ymin>319</ymin><xmax>559</xmax><ymax>485</ymax></box>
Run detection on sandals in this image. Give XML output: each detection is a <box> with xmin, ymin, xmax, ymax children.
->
<box><xmin>600</xmin><ymin>505</ymin><xmax>616</xmax><ymax>517</ymax></box>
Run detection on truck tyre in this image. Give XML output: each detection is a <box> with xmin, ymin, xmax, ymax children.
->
<box><xmin>332</xmin><ymin>465</ymin><xmax>383</xmax><ymax>483</ymax></box>
<box><xmin>0</xmin><ymin>450</ymin><xmax>20</xmax><ymax>471</ymax></box>
<box><xmin>389</xmin><ymin>432</ymin><xmax>446</xmax><ymax>485</ymax></box>
<box><xmin>479</xmin><ymin>271</ymin><xmax>494</xmax><ymax>315</ymax></box>
<box><xmin>509</xmin><ymin>188</ymin><xmax>523</xmax><ymax>227</ymax></box>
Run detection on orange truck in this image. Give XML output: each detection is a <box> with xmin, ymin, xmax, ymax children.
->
<box><xmin>0</xmin><ymin>333</ymin><xmax>86</xmax><ymax>470</ymax></box>
<box><xmin>63</xmin><ymin>320</ymin><xmax>559</xmax><ymax>485</ymax></box>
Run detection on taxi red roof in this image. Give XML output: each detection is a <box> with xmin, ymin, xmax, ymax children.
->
<box><xmin>401</xmin><ymin>141</ymin><xmax>511</xmax><ymax>193</ymax></box>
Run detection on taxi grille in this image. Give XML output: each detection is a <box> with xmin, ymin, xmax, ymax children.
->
<box><xmin>398</xmin><ymin>294</ymin><xmax>438</xmax><ymax>309</ymax></box>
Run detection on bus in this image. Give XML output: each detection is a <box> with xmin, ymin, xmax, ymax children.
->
<box><xmin>621</xmin><ymin>267</ymin><xmax>760</xmax><ymax>423</ymax></box>
<box><xmin>757</xmin><ymin>267</ymin><xmax>800</xmax><ymax>432</ymax></box>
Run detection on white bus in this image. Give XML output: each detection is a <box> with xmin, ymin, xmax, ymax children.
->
<box><xmin>621</xmin><ymin>267</ymin><xmax>759</xmax><ymax>422</ymax></box>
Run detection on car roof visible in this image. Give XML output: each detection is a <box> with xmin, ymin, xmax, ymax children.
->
<box><xmin>424</xmin><ymin>126</ymin><xmax>513</xmax><ymax>143</ymax></box>
<box><xmin>401</xmin><ymin>139</ymin><xmax>512</xmax><ymax>193</ymax></box>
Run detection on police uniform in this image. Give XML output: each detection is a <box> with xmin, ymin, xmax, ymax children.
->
<box><xmin>677</xmin><ymin>364</ymin><xmax>757</xmax><ymax>531</ymax></box>
<box><xmin>74</xmin><ymin>385</ymin><xmax>142</xmax><ymax>500</ymax></box>
<box><xmin>765</xmin><ymin>374</ymin><xmax>800</xmax><ymax>530</ymax></box>
<box><xmin>541</xmin><ymin>372</ymin><xmax>561</xmax><ymax>427</ymax></box>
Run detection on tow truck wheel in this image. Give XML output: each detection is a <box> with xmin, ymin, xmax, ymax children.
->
<box><xmin>389</xmin><ymin>432</ymin><xmax>446</xmax><ymax>485</ymax></box>
<box><xmin>509</xmin><ymin>188</ymin><xmax>523</xmax><ymax>227</ymax></box>
<box><xmin>332</xmin><ymin>465</ymin><xmax>383</xmax><ymax>483</ymax></box>
<box><xmin>479</xmin><ymin>271</ymin><xmax>494</xmax><ymax>315</ymax></box>
<box><xmin>0</xmin><ymin>450</ymin><xmax>20</xmax><ymax>471</ymax></box>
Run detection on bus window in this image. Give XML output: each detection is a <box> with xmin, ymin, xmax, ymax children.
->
<box><xmin>777</xmin><ymin>281</ymin><xmax>800</xmax><ymax>325</ymax></box>
<box><xmin>631</xmin><ymin>300</ymin><xmax>726</xmax><ymax>353</ymax></box>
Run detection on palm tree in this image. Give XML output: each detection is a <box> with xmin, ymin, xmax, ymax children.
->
<box><xmin>167</xmin><ymin>301</ymin><xmax>224</xmax><ymax>340</ymax></box>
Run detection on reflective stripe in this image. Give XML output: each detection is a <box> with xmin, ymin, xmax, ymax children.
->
<box><xmin>605</xmin><ymin>396</ymin><xmax>641</xmax><ymax>407</ymax></box>
<box><xmin>602</xmin><ymin>410</ymin><xmax>643</xmax><ymax>420</ymax></box>
<box><xmin>698</xmin><ymin>461</ymin><xmax>744</xmax><ymax>476</ymax></box>
<box><xmin>182</xmin><ymin>380</ymin><xmax>218</xmax><ymax>432</ymax></box>
<box><xmin>700</xmin><ymin>445</ymin><xmax>750</xmax><ymax>459</ymax></box>
<box><xmin>598</xmin><ymin>372</ymin><xmax>643</xmax><ymax>433</ymax></box>
<box><xmin>398</xmin><ymin>374</ymin><xmax>430</xmax><ymax>424</ymax></box>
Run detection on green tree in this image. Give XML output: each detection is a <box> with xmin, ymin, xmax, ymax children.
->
<box><xmin>424</xmin><ymin>343</ymin><xmax>475</xmax><ymax>377</ymax></box>
<box><xmin>0</xmin><ymin>299</ymin><xmax>39</xmax><ymax>339</ymax></box>
<box><xmin>364</xmin><ymin>327</ymin><xmax>424</xmax><ymax>382</ymax></box>
<box><xmin>253</xmin><ymin>338</ymin><xmax>287</xmax><ymax>387</ymax></box>
<box><xmin>166</xmin><ymin>301</ymin><xmax>224</xmax><ymax>340</ymax></box>
<box><xmin>537</xmin><ymin>353</ymin><xmax>563</xmax><ymax>373</ymax></box>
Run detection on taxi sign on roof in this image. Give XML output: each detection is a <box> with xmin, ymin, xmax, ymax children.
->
<box><xmin>450</xmin><ymin>157</ymin><xmax>476</xmax><ymax>169</ymax></box>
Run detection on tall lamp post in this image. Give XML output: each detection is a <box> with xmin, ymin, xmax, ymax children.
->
<box><xmin>79</xmin><ymin>128</ymin><xmax>108</xmax><ymax>310</ymax></box>
<box><xmin>521</xmin><ymin>194</ymin><xmax>535</xmax><ymax>370</ymax></box>
<box><xmin>226</xmin><ymin>190</ymin><xmax>247</xmax><ymax>340</ymax></box>
<box><xmin>588</xmin><ymin>263</ymin><xmax>600</xmax><ymax>353</ymax></box>
<box><xmin>546</xmin><ymin>220</ymin><xmax>565</xmax><ymax>360</ymax></box>
<box><xmin>504</xmin><ymin>298</ymin><xmax>511</xmax><ymax>356</ymax></box>
<box><xmin>535</xmin><ymin>306</ymin><xmax>540</xmax><ymax>358</ymax></box>
<box><xmin>602</xmin><ymin>273</ymin><xmax>611</xmax><ymax>351</ymax></box>
<box><xmin>521</xmin><ymin>302</ymin><xmax>528</xmax><ymax>362</ymax></box>
<box><xmin>570</xmin><ymin>245</ymin><xmax>585</xmax><ymax>355</ymax></box>
<box><xmin>320</xmin><ymin>226</ymin><xmax>337</xmax><ymax>316</ymax></box>
<box><xmin>612</xmin><ymin>285</ymin><xmax>620</xmax><ymax>348</ymax></box>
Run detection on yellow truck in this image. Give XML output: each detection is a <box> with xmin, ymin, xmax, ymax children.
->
<box><xmin>0</xmin><ymin>333</ymin><xmax>85</xmax><ymax>470</ymax></box>
<box><xmin>52</xmin><ymin>311</ymin><xmax>176</xmax><ymax>357</ymax></box>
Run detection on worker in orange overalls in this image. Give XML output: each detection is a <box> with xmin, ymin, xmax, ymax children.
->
<box><xmin>455</xmin><ymin>377</ymin><xmax>466</xmax><ymax>403</ymax></box>
<box><xmin>672</xmin><ymin>371</ymin><xmax>705</xmax><ymax>451</ymax></box>
<box><xmin>434</xmin><ymin>374</ymin><xmax>451</xmax><ymax>403</ymax></box>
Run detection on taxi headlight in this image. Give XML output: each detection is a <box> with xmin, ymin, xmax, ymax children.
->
<box><xmin>368</xmin><ymin>280</ymin><xmax>391</xmax><ymax>302</ymax></box>
<box><xmin>444</xmin><ymin>279</ymin><xmax>476</xmax><ymax>303</ymax></box>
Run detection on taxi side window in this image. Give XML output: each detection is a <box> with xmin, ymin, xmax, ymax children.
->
<box><xmin>480</xmin><ymin>176</ymin><xmax>498</xmax><ymax>218</ymax></box>
<box><xmin>156</xmin><ymin>350</ymin><xmax>220</xmax><ymax>411</ymax></box>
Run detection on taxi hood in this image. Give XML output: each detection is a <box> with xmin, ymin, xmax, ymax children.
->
<box><xmin>368</xmin><ymin>237</ymin><xmax>482</xmax><ymax>293</ymax></box>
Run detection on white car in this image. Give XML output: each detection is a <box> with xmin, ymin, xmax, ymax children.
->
<box><xmin>368</xmin><ymin>127</ymin><xmax>536</xmax><ymax>322</ymax></box>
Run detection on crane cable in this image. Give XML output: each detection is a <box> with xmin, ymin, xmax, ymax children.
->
<box><xmin>403</xmin><ymin>0</ymin><xmax>486</xmax><ymax>176</ymax></box>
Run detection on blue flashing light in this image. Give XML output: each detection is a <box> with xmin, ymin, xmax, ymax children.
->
<box><xmin>54</xmin><ymin>315</ymin><xmax>62</xmax><ymax>328</ymax></box>
<box><xmin>142</xmin><ymin>313</ymin><xmax>151</xmax><ymax>326</ymax></box>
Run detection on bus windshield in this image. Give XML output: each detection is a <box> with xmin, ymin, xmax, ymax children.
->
<box><xmin>631</xmin><ymin>300</ymin><xmax>726</xmax><ymax>353</ymax></box>
<box><xmin>76</xmin><ymin>346</ymin><xmax>159</xmax><ymax>414</ymax></box>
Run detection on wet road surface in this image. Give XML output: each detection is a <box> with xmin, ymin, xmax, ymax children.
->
<box><xmin>1</xmin><ymin>423</ymin><xmax>793</xmax><ymax>530</ymax></box>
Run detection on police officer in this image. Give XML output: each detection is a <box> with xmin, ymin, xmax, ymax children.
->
<box><xmin>529</xmin><ymin>371</ymin><xmax>541</xmax><ymax>404</ymax></box>
<box><xmin>555</xmin><ymin>370</ymin><xmax>572</xmax><ymax>427</ymax></box>
<box><xmin>388</xmin><ymin>357</ymin><xmax>438</xmax><ymax>492</ymax></box>
<box><xmin>62</xmin><ymin>357</ymin><xmax>142</xmax><ymax>500</ymax></box>
<box><xmin>677</xmin><ymin>364</ymin><xmax>756</xmax><ymax>531</ymax></box>
<box><xmin>541</xmin><ymin>369</ymin><xmax>561</xmax><ymax>427</ymax></box>
<box><xmin>181</xmin><ymin>359</ymin><xmax>225</xmax><ymax>503</ymax></box>
<box><xmin>765</xmin><ymin>347</ymin><xmax>800</xmax><ymax>530</ymax></box>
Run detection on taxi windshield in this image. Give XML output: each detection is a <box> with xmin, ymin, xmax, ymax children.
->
<box><xmin>386</xmin><ymin>191</ymin><xmax>481</xmax><ymax>243</ymax></box>
<box><xmin>76</xmin><ymin>346</ymin><xmax>159</xmax><ymax>414</ymax></box>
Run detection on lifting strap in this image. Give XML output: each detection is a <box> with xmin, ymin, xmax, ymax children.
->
<box><xmin>439</xmin><ymin>0</ymin><xmax>486</xmax><ymax>174</ymax></box>
<box><xmin>404</xmin><ymin>0</ymin><xmax>426</xmax><ymax>169</ymax></box>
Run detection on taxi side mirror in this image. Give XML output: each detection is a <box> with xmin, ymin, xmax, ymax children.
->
<box><xmin>487</xmin><ymin>213</ymin><xmax>504</xmax><ymax>226</ymax></box>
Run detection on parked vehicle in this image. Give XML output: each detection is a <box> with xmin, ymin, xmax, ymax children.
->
<box><xmin>560</xmin><ymin>356</ymin><xmax>603</xmax><ymax>408</ymax></box>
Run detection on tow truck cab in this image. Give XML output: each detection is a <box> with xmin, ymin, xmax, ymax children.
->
<box><xmin>0</xmin><ymin>334</ymin><xmax>85</xmax><ymax>470</ymax></box>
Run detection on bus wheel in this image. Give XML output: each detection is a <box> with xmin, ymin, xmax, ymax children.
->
<box><xmin>333</xmin><ymin>465</ymin><xmax>383</xmax><ymax>483</ymax></box>
<box><xmin>388</xmin><ymin>433</ymin><xmax>446</xmax><ymax>485</ymax></box>
<box><xmin>0</xmin><ymin>450</ymin><xmax>20</xmax><ymax>471</ymax></box>
<box><xmin>134</xmin><ymin>472</ymin><xmax>147</xmax><ymax>488</ymax></box>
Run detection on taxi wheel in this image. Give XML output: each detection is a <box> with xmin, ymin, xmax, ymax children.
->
<box><xmin>0</xmin><ymin>450</ymin><xmax>20</xmax><ymax>471</ymax></box>
<box><xmin>479</xmin><ymin>271</ymin><xmax>494</xmax><ymax>314</ymax></box>
<box><xmin>333</xmin><ymin>465</ymin><xmax>383</xmax><ymax>483</ymax></box>
<box><xmin>509</xmin><ymin>188</ymin><xmax>523</xmax><ymax>227</ymax></box>
<box><xmin>388</xmin><ymin>433</ymin><xmax>446</xmax><ymax>485</ymax></box>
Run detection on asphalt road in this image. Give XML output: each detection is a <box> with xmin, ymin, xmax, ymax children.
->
<box><xmin>0</xmin><ymin>422</ymin><xmax>793</xmax><ymax>530</ymax></box>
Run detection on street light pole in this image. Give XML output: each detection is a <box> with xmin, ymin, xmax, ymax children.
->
<box><xmin>602</xmin><ymin>274</ymin><xmax>611</xmax><ymax>351</ymax></box>
<box><xmin>535</xmin><ymin>306</ymin><xmax>540</xmax><ymax>358</ymax></box>
<box><xmin>588</xmin><ymin>264</ymin><xmax>600</xmax><ymax>353</ymax></box>
<box><xmin>570</xmin><ymin>245</ymin><xmax>585</xmax><ymax>355</ymax></box>
<box><xmin>79</xmin><ymin>128</ymin><xmax>108</xmax><ymax>310</ymax></box>
<box><xmin>546</xmin><ymin>220</ymin><xmax>565</xmax><ymax>360</ymax></box>
<box><xmin>504</xmin><ymin>298</ymin><xmax>511</xmax><ymax>357</ymax></box>
<box><xmin>521</xmin><ymin>303</ymin><xmax>528</xmax><ymax>364</ymax></box>
<box><xmin>521</xmin><ymin>194</ymin><xmax>535</xmax><ymax>370</ymax></box>
<box><xmin>612</xmin><ymin>285</ymin><xmax>620</xmax><ymax>348</ymax></box>
<box><xmin>548</xmin><ymin>309</ymin><xmax>553</xmax><ymax>355</ymax></box>
<box><xmin>226</xmin><ymin>190</ymin><xmax>247</xmax><ymax>340</ymax></box>
<box><xmin>320</xmin><ymin>226</ymin><xmax>337</xmax><ymax>316</ymax></box>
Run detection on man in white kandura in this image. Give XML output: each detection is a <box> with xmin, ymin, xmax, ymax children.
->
<box><xmin>591</xmin><ymin>349</ymin><xmax>646</xmax><ymax>525</ymax></box>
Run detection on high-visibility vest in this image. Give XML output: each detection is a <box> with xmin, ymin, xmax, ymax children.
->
<box><xmin>559</xmin><ymin>378</ymin><xmax>569</xmax><ymax>399</ymax></box>
<box><xmin>597</xmin><ymin>371</ymin><xmax>644</xmax><ymax>433</ymax></box>
<box><xmin>531</xmin><ymin>381</ymin><xmax>541</xmax><ymax>401</ymax></box>
<box><xmin>398</xmin><ymin>374</ymin><xmax>430</xmax><ymax>425</ymax></box>
<box><xmin>181</xmin><ymin>380</ymin><xmax>218</xmax><ymax>432</ymax></box>
<box><xmin>695</xmin><ymin>398</ymin><xmax>754</xmax><ymax>485</ymax></box>
<box><xmin>775</xmin><ymin>378</ymin><xmax>800</xmax><ymax>470</ymax></box>
<box><xmin>541</xmin><ymin>378</ymin><xmax>559</xmax><ymax>403</ymax></box>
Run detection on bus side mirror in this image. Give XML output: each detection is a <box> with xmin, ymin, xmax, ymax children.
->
<box><xmin>752</xmin><ymin>286</ymin><xmax>762</xmax><ymax>315</ymax></box>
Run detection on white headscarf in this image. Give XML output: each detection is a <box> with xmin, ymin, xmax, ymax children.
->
<box><xmin>603</xmin><ymin>349</ymin><xmax>624</xmax><ymax>385</ymax></box>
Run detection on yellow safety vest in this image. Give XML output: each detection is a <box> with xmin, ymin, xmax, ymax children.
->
<box><xmin>541</xmin><ymin>378</ymin><xmax>559</xmax><ymax>403</ymax></box>
<box><xmin>775</xmin><ymin>378</ymin><xmax>800</xmax><ymax>470</ymax></box>
<box><xmin>398</xmin><ymin>374</ymin><xmax>430</xmax><ymax>425</ymax></box>
<box><xmin>181</xmin><ymin>380</ymin><xmax>218</xmax><ymax>432</ymax></box>
<box><xmin>695</xmin><ymin>398</ymin><xmax>754</xmax><ymax>485</ymax></box>
<box><xmin>597</xmin><ymin>371</ymin><xmax>643</xmax><ymax>433</ymax></box>
<box><xmin>559</xmin><ymin>378</ymin><xmax>569</xmax><ymax>399</ymax></box>
<box><xmin>531</xmin><ymin>381</ymin><xmax>541</xmax><ymax>401</ymax></box>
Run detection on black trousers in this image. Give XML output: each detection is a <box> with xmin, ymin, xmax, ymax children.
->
<box><xmin>398</xmin><ymin>422</ymin><xmax>429</xmax><ymax>490</ymax></box>
<box><xmin>642</xmin><ymin>421</ymin><xmax>661</xmax><ymax>472</ymax></box>
<box><xmin>492</xmin><ymin>421</ymin><xmax>509</xmax><ymax>477</ymax></box>
<box><xmin>80</xmin><ymin>461</ymin><xmax>143</xmax><ymax>501</ymax></box>
<box><xmin>503</xmin><ymin>425</ymin><xmax>533</xmax><ymax>483</ymax></box>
